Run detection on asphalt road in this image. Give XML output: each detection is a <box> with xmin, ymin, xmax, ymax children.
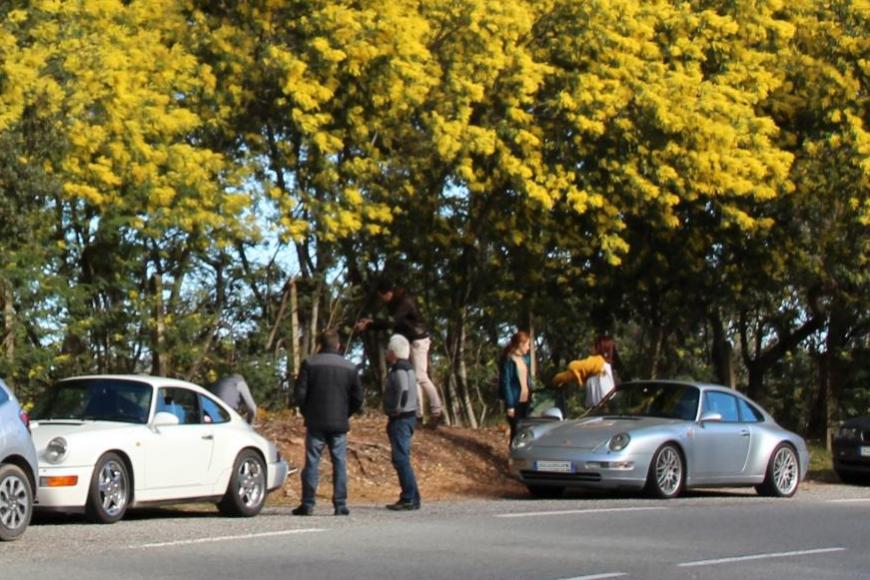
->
<box><xmin>3</xmin><ymin>483</ymin><xmax>868</xmax><ymax>580</ymax></box>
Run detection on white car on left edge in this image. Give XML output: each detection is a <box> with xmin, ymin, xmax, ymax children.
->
<box><xmin>29</xmin><ymin>375</ymin><xmax>289</xmax><ymax>523</ymax></box>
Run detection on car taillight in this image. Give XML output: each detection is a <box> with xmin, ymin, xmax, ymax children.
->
<box><xmin>19</xmin><ymin>410</ymin><xmax>30</xmax><ymax>431</ymax></box>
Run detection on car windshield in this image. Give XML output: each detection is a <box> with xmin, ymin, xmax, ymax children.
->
<box><xmin>31</xmin><ymin>378</ymin><xmax>152</xmax><ymax>424</ymax></box>
<box><xmin>586</xmin><ymin>382</ymin><xmax>699</xmax><ymax>421</ymax></box>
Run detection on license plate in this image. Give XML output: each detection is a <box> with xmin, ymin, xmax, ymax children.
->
<box><xmin>535</xmin><ymin>460</ymin><xmax>574</xmax><ymax>473</ymax></box>
<box><xmin>861</xmin><ymin>446</ymin><xmax>870</xmax><ymax>457</ymax></box>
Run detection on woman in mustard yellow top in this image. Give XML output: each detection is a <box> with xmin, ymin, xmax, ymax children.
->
<box><xmin>552</xmin><ymin>336</ymin><xmax>617</xmax><ymax>407</ymax></box>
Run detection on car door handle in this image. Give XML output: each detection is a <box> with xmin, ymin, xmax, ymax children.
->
<box><xmin>740</xmin><ymin>430</ymin><xmax>750</xmax><ymax>437</ymax></box>
<box><xmin>201</xmin><ymin>434</ymin><xmax>214</xmax><ymax>440</ymax></box>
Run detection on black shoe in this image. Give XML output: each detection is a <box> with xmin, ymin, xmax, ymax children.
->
<box><xmin>386</xmin><ymin>501</ymin><xmax>420</xmax><ymax>511</ymax></box>
<box><xmin>292</xmin><ymin>505</ymin><xmax>314</xmax><ymax>516</ymax></box>
<box><xmin>334</xmin><ymin>506</ymin><xmax>350</xmax><ymax>516</ymax></box>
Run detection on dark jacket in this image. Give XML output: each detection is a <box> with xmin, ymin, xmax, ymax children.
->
<box><xmin>295</xmin><ymin>348</ymin><xmax>364</xmax><ymax>433</ymax></box>
<box><xmin>369</xmin><ymin>290</ymin><xmax>429</xmax><ymax>341</ymax></box>
<box><xmin>383</xmin><ymin>359</ymin><xmax>418</xmax><ymax>418</ymax></box>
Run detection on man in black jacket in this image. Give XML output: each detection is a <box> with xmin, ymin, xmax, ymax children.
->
<box><xmin>292</xmin><ymin>330</ymin><xmax>364</xmax><ymax>516</ymax></box>
<box><xmin>356</xmin><ymin>280</ymin><xmax>444</xmax><ymax>426</ymax></box>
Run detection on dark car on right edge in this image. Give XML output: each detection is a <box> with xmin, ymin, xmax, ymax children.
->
<box><xmin>832</xmin><ymin>415</ymin><xmax>870</xmax><ymax>485</ymax></box>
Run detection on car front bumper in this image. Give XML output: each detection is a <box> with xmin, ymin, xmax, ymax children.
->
<box><xmin>510</xmin><ymin>450</ymin><xmax>650</xmax><ymax>490</ymax></box>
<box><xmin>34</xmin><ymin>465</ymin><xmax>93</xmax><ymax>511</ymax></box>
<box><xmin>832</xmin><ymin>440</ymin><xmax>870</xmax><ymax>474</ymax></box>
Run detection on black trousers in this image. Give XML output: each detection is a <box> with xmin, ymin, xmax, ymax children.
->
<box><xmin>507</xmin><ymin>401</ymin><xmax>531</xmax><ymax>444</ymax></box>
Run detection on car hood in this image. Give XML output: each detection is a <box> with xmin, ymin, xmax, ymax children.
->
<box><xmin>842</xmin><ymin>416</ymin><xmax>870</xmax><ymax>429</ymax></box>
<box><xmin>531</xmin><ymin>416</ymin><xmax>678</xmax><ymax>449</ymax></box>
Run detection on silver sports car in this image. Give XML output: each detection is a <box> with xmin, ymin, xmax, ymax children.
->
<box><xmin>510</xmin><ymin>381</ymin><xmax>808</xmax><ymax>499</ymax></box>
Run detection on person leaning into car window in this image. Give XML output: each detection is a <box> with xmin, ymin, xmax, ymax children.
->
<box><xmin>292</xmin><ymin>330</ymin><xmax>364</xmax><ymax>517</ymax></box>
<box><xmin>208</xmin><ymin>373</ymin><xmax>258</xmax><ymax>425</ymax></box>
<box><xmin>552</xmin><ymin>335</ymin><xmax>618</xmax><ymax>407</ymax></box>
<box><xmin>499</xmin><ymin>330</ymin><xmax>534</xmax><ymax>445</ymax></box>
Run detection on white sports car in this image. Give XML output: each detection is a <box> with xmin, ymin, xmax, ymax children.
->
<box><xmin>29</xmin><ymin>375</ymin><xmax>289</xmax><ymax>523</ymax></box>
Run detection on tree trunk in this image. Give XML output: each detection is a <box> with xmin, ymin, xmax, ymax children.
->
<box><xmin>308</xmin><ymin>279</ymin><xmax>321</xmax><ymax>357</ymax></box>
<box><xmin>710</xmin><ymin>311</ymin><xmax>735</xmax><ymax>388</ymax></box>
<box><xmin>290</xmin><ymin>278</ymin><xmax>300</xmax><ymax>377</ymax></box>
<box><xmin>442</xmin><ymin>327</ymin><xmax>461</xmax><ymax>426</ymax></box>
<box><xmin>807</xmin><ymin>347</ymin><xmax>827</xmax><ymax>441</ymax></box>
<box><xmin>740</xmin><ymin>309</ymin><xmax>825</xmax><ymax>403</ymax></box>
<box><xmin>646</xmin><ymin>323</ymin><xmax>664</xmax><ymax>379</ymax></box>
<box><xmin>746</xmin><ymin>362</ymin><xmax>766</xmax><ymax>402</ymax></box>
<box><xmin>453</xmin><ymin>309</ymin><xmax>478</xmax><ymax>428</ymax></box>
<box><xmin>2</xmin><ymin>282</ymin><xmax>13</xmax><ymax>364</ymax></box>
<box><xmin>823</xmin><ymin>305</ymin><xmax>849</xmax><ymax>448</ymax></box>
<box><xmin>151</xmin><ymin>273</ymin><xmax>168</xmax><ymax>376</ymax></box>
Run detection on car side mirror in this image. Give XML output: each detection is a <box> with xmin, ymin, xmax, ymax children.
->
<box><xmin>153</xmin><ymin>411</ymin><xmax>180</xmax><ymax>427</ymax></box>
<box><xmin>542</xmin><ymin>407</ymin><xmax>564</xmax><ymax>421</ymax></box>
<box><xmin>700</xmin><ymin>411</ymin><xmax>723</xmax><ymax>424</ymax></box>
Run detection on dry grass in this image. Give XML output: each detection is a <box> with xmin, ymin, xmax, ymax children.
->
<box><xmin>258</xmin><ymin>411</ymin><xmax>525</xmax><ymax>506</ymax></box>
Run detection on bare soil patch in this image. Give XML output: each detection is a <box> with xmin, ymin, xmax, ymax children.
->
<box><xmin>258</xmin><ymin>411</ymin><xmax>525</xmax><ymax>506</ymax></box>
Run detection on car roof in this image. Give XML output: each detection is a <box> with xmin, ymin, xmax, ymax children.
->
<box><xmin>621</xmin><ymin>379</ymin><xmax>743</xmax><ymax>392</ymax></box>
<box><xmin>58</xmin><ymin>375</ymin><xmax>206</xmax><ymax>392</ymax></box>
<box><xmin>619</xmin><ymin>379</ymin><xmax>772</xmax><ymax>419</ymax></box>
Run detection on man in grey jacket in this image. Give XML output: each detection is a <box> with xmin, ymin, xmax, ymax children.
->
<box><xmin>209</xmin><ymin>373</ymin><xmax>258</xmax><ymax>424</ymax></box>
<box><xmin>383</xmin><ymin>334</ymin><xmax>421</xmax><ymax>511</ymax></box>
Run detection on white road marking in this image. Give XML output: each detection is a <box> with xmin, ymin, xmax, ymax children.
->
<box><xmin>678</xmin><ymin>547</ymin><xmax>846</xmax><ymax>567</ymax></box>
<box><xmin>131</xmin><ymin>528</ymin><xmax>326</xmax><ymax>549</ymax></box>
<box><xmin>555</xmin><ymin>573</ymin><xmax>627</xmax><ymax>580</ymax></box>
<box><xmin>496</xmin><ymin>507</ymin><xmax>666</xmax><ymax>518</ymax></box>
<box><xmin>827</xmin><ymin>498</ymin><xmax>870</xmax><ymax>503</ymax></box>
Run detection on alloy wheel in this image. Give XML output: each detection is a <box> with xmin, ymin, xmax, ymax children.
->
<box><xmin>0</xmin><ymin>474</ymin><xmax>29</xmax><ymax>531</ymax></box>
<box><xmin>237</xmin><ymin>457</ymin><xmax>265</xmax><ymax>508</ymax></box>
<box><xmin>98</xmin><ymin>459</ymin><xmax>128</xmax><ymax>517</ymax></box>
<box><xmin>772</xmin><ymin>446</ymin><xmax>798</xmax><ymax>496</ymax></box>
<box><xmin>655</xmin><ymin>446</ymin><xmax>682</xmax><ymax>496</ymax></box>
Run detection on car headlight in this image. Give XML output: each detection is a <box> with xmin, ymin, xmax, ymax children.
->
<box><xmin>608</xmin><ymin>432</ymin><xmax>631</xmax><ymax>452</ymax></box>
<box><xmin>511</xmin><ymin>428</ymin><xmax>536</xmax><ymax>451</ymax></box>
<box><xmin>45</xmin><ymin>437</ymin><xmax>69</xmax><ymax>464</ymax></box>
<box><xmin>836</xmin><ymin>426</ymin><xmax>859</xmax><ymax>441</ymax></box>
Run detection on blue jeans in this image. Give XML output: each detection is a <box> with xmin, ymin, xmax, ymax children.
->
<box><xmin>387</xmin><ymin>414</ymin><xmax>420</xmax><ymax>506</ymax></box>
<box><xmin>301</xmin><ymin>430</ymin><xmax>348</xmax><ymax>509</ymax></box>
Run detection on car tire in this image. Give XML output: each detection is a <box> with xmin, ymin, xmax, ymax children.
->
<box><xmin>645</xmin><ymin>443</ymin><xmax>685</xmax><ymax>499</ymax></box>
<box><xmin>0</xmin><ymin>464</ymin><xmax>33</xmax><ymax>541</ymax></box>
<box><xmin>756</xmin><ymin>443</ymin><xmax>800</xmax><ymax>498</ymax></box>
<box><xmin>527</xmin><ymin>485</ymin><xmax>564</xmax><ymax>499</ymax></box>
<box><xmin>218</xmin><ymin>449</ymin><xmax>267</xmax><ymax>517</ymax></box>
<box><xmin>86</xmin><ymin>452</ymin><xmax>130</xmax><ymax>524</ymax></box>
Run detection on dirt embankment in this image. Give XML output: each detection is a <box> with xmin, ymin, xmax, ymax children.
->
<box><xmin>258</xmin><ymin>411</ymin><xmax>525</xmax><ymax>505</ymax></box>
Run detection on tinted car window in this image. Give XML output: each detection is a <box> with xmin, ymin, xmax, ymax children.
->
<box><xmin>31</xmin><ymin>378</ymin><xmax>152</xmax><ymax>424</ymax></box>
<box><xmin>200</xmin><ymin>394</ymin><xmax>230</xmax><ymax>424</ymax></box>
<box><xmin>589</xmin><ymin>383</ymin><xmax>699</xmax><ymax>420</ymax></box>
<box><xmin>704</xmin><ymin>391</ymin><xmax>740</xmax><ymax>423</ymax></box>
<box><xmin>737</xmin><ymin>398</ymin><xmax>764</xmax><ymax>423</ymax></box>
<box><xmin>156</xmin><ymin>387</ymin><xmax>201</xmax><ymax>425</ymax></box>
<box><xmin>0</xmin><ymin>384</ymin><xmax>8</xmax><ymax>406</ymax></box>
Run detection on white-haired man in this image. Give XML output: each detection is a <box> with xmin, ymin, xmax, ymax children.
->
<box><xmin>383</xmin><ymin>334</ymin><xmax>421</xmax><ymax>510</ymax></box>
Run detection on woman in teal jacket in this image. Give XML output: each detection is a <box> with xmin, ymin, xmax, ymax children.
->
<box><xmin>499</xmin><ymin>330</ymin><xmax>533</xmax><ymax>444</ymax></box>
